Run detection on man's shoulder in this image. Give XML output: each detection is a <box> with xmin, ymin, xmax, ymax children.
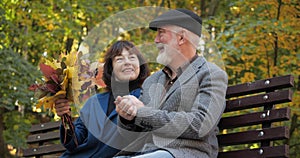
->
<box><xmin>141</xmin><ymin>70</ymin><xmax>165</xmax><ymax>88</ymax></box>
<box><xmin>146</xmin><ymin>69</ymin><xmax>164</xmax><ymax>80</ymax></box>
<box><xmin>195</xmin><ymin>56</ymin><xmax>225</xmax><ymax>72</ymax></box>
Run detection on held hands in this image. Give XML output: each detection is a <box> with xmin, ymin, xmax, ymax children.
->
<box><xmin>54</xmin><ymin>95</ymin><xmax>71</xmax><ymax>117</ymax></box>
<box><xmin>115</xmin><ymin>95</ymin><xmax>144</xmax><ymax>121</ymax></box>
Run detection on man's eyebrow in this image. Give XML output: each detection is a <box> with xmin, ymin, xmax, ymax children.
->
<box><xmin>157</xmin><ymin>28</ymin><xmax>165</xmax><ymax>31</ymax></box>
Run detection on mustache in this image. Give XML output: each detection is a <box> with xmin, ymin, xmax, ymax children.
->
<box><xmin>156</xmin><ymin>43</ymin><xmax>165</xmax><ymax>49</ymax></box>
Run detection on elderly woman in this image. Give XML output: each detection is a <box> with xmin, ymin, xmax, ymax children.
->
<box><xmin>54</xmin><ymin>40</ymin><xmax>150</xmax><ymax>158</ymax></box>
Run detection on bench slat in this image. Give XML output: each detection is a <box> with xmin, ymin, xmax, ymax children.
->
<box><xmin>226</xmin><ymin>75</ymin><xmax>294</xmax><ymax>98</ymax></box>
<box><xmin>29</xmin><ymin>121</ymin><xmax>61</xmax><ymax>133</ymax></box>
<box><xmin>218</xmin><ymin>126</ymin><xmax>289</xmax><ymax>146</ymax></box>
<box><xmin>218</xmin><ymin>145</ymin><xmax>289</xmax><ymax>158</ymax></box>
<box><xmin>225</xmin><ymin>89</ymin><xmax>293</xmax><ymax>112</ymax></box>
<box><xmin>23</xmin><ymin>144</ymin><xmax>65</xmax><ymax>157</ymax></box>
<box><xmin>219</xmin><ymin>108</ymin><xmax>290</xmax><ymax>129</ymax></box>
<box><xmin>27</xmin><ymin>131</ymin><xmax>60</xmax><ymax>143</ymax></box>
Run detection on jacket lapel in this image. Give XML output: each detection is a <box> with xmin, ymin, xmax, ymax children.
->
<box><xmin>159</xmin><ymin>56</ymin><xmax>206</xmax><ymax>107</ymax></box>
<box><xmin>97</xmin><ymin>93</ymin><xmax>111</xmax><ymax>122</ymax></box>
<box><xmin>154</xmin><ymin>74</ymin><xmax>168</xmax><ymax>108</ymax></box>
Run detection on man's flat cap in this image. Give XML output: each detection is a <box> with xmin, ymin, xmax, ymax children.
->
<box><xmin>149</xmin><ymin>8</ymin><xmax>202</xmax><ymax>37</ymax></box>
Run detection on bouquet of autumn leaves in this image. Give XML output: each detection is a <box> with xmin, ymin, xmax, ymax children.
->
<box><xmin>29</xmin><ymin>51</ymin><xmax>85</xmax><ymax>146</ymax></box>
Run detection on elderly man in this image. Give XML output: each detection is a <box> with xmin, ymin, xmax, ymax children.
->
<box><xmin>115</xmin><ymin>8</ymin><xmax>228</xmax><ymax>158</ymax></box>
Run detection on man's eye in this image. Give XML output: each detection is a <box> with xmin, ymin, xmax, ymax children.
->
<box><xmin>158</xmin><ymin>29</ymin><xmax>165</xmax><ymax>34</ymax></box>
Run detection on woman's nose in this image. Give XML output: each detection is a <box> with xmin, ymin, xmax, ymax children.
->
<box><xmin>123</xmin><ymin>57</ymin><xmax>131</xmax><ymax>64</ymax></box>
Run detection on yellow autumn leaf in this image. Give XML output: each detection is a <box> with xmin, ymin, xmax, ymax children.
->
<box><xmin>67</xmin><ymin>66</ymin><xmax>75</xmax><ymax>79</ymax></box>
<box><xmin>36</xmin><ymin>91</ymin><xmax>66</xmax><ymax>110</ymax></box>
<box><xmin>73</xmin><ymin>80</ymin><xmax>87</xmax><ymax>90</ymax></box>
<box><xmin>241</xmin><ymin>72</ymin><xmax>256</xmax><ymax>83</ymax></box>
<box><xmin>55</xmin><ymin>90</ymin><xmax>66</xmax><ymax>97</ymax></box>
<box><xmin>73</xmin><ymin>90</ymin><xmax>81</xmax><ymax>105</ymax></box>
<box><xmin>36</xmin><ymin>96</ymin><xmax>56</xmax><ymax>109</ymax></box>
<box><xmin>47</xmin><ymin>23</ymin><xmax>54</xmax><ymax>31</ymax></box>
<box><xmin>61</xmin><ymin>69</ymin><xmax>69</xmax><ymax>91</ymax></box>
<box><xmin>43</xmin><ymin>58</ymin><xmax>61</xmax><ymax>70</ymax></box>
<box><xmin>61</xmin><ymin>51</ymin><xmax>77</xmax><ymax>67</ymax></box>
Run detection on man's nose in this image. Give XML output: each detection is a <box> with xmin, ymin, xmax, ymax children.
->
<box><xmin>154</xmin><ymin>34</ymin><xmax>160</xmax><ymax>43</ymax></box>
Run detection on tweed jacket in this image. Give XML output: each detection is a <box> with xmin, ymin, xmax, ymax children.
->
<box><xmin>119</xmin><ymin>55</ymin><xmax>228</xmax><ymax>158</ymax></box>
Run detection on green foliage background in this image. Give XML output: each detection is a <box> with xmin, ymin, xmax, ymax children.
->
<box><xmin>0</xmin><ymin>0</ymin><xmax>299</xmax><ymax>157</ymax></box>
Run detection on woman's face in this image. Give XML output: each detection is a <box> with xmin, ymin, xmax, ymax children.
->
<box><xmin>112</xmin><ymin>49</ymin><xmax>140</xmax><ymax>82</ymax></box>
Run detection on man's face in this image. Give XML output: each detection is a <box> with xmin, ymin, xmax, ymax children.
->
<box><xmin>154</xmin><ymin>26</ymin><xmax>180</xmax><ymax>66</ymax></box>
<box><xmin>112</xmin><ymin>49</ymin><xmax>140</xmax><ymax>82</ymax></box>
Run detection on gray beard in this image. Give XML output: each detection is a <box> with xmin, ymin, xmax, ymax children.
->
<box><xmin>156</xmin><ymin>50</ymin><xmax>172</xmax><ymax>66</ymax></box>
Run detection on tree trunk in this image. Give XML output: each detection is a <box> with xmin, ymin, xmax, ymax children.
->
<box><xmin>65</xmin><ymin>38</ymin><xmax>74</xmax><ymax>54</ymax></box>
<box><xmin>200</xmin><ymin>0</ymin><xmax>206</xmax><ymax>16</ymax></box>
<box><xmin>0</xmin><ymin>107</ymin><xmax>10</xmax><ymax>157</ymax></box>
<box><xmin>298</xmin><ymin>75</ymin><xmax>300</xmax><ymax>91</ymax></box>
<box><xmin>208</xmin><ymin>0</ymin><xmax>220</xmax><ymax>17</ymax></box>
<box><xmin>273</xmin><ymin>0</ymin><xmax>282</xmax><ymax>77</ymax></box>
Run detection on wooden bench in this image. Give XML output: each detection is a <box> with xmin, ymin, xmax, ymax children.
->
<box><xmin>23</xmin><ymin>75</ymin><xmax>294</xmax><ymax>158</ymax></box>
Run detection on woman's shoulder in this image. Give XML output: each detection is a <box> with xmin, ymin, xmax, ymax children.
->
<box><xmin>80</xmin><ymin>92</ymin><xmax>110</xmax><ymax>113</ymax></box>
<box><xmin>130</xmin><ymin>88</ymin><xmax>141</xmax><ymax>97</ymax></box>
<box><xmin>82</xmin><ymin>92</ymin><xmax>110</xmax><ymax>106</ymax></box>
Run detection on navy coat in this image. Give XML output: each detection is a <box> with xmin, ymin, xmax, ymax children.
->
<box><xmin>60</xmin><ymin>88</ymin><xmax>141</xmax><ymax>158</ymax></box>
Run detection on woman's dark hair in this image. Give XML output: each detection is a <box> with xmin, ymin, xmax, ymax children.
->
<box><xmin>102</xmin><ymin>40</ymin><xmax>150</xmax><ymax>91</ymax></box>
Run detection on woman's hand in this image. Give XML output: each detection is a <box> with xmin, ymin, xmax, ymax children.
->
<box><xmin>115</xmin><ymin>95</ymin><xmax>144</xmax><ymax>120</ymax></box>
<box><xmin>54</xmin><ymin>96</ymin><xmax>71</xmax><ymax>117</ymax></box>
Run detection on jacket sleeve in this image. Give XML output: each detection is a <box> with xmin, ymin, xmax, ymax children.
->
<box><xmin>59</xmin><ymin>94</ymin><xmax>101</xmax><ymax>152</ymax></box>
<box><xmin>60</xmin><ymin>117</ymin><xmax>88</xmax><ymax>152</ymax></box>
<box><xmin>132</xmin><ymin>64</ymin><xmax>228</xmax><ymax>139</ymax></box>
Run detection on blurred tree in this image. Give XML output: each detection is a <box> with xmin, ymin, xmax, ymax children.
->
<box><xmin>0</xmin><ymin>48</ymin><xmax>39</xmax><ymax>157</ymax></box>
<box><xmin>1</xmin><ymin>0</ymin><xmax>299</xmax><ymax>157</ymax></box>
<box><xmin>0</xmin><ymin>0</ymin><xmax>148</xmax><ymax>156</ymax></box>
<box><xmin>207</xmin><ymin>0</ymin><xmax>300</xmax><ymax>157</ymax></box>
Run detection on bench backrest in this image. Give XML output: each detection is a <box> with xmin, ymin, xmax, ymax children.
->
<box><xmin>218</xmin><ymin>75</ymin><xmax>294</xmax><ymax>158</ymax></box>
<box><xmin>23</xmin><ymin>121</ymin><xmax>64</xmax><ymax>157</ymax></box>
<box><xmin>23</xmin><ymin>75</ymin><xmax>294</xmax><ymax>157</ymax></box>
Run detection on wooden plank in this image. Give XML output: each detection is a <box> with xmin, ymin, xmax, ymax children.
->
<box><xmin>27</xmin><ymin>131</ymin><xmax>60</xmax><ymax>143</ymax></box>
<box><xmin>226</xmin><ymin>75</ymin><xmax>294</xmax><ymax>98</ymax></box>
<box><xmin>218</xmin><ymin>145</ymin><xmax>289</xmax><ymax>158</ymax></box>
<box><xmin>29</xmin><ymin>121</ymin><xmax>61</xmax><ymax>133</ymax></box>
<box><xmin>219</xmin><ymin>108</ymin><xmax>290</xmax><ymax>129</ymax></box>
<box><xmin>225</xmin><ymin>89</ymin><xmax>293</xmax><ymax>112</ymax></box>
<box><xmin>218</xmin><ymin>126</ymin><xmax>289</xmax><ymax>146</ymax></box>
<box><xmin>23</xmin><ymin>144</ymin><xmax>66</xmax><ymax>157</ymax></box>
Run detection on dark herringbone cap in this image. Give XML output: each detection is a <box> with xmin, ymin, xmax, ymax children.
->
<box><xmin>149</xmin><ymin>8</ymin><xmax>202</xmax><ymax>37</ymax></box>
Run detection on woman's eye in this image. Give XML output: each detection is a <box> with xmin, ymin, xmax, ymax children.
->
<box><xmin>129</xmin><ymin>56</ymin><xmax>137</xmax><ymax>60</ymax></box>
<box><xmin>115</xmin><ymin>58</ymin><xmax>123</xmax><ymax>62</ymax></box>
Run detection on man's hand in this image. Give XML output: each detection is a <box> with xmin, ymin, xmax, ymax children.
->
<box><xmin>115</xmin><ymin>95</ymin><xmax>144</xmax><ymax>120</ymax></box>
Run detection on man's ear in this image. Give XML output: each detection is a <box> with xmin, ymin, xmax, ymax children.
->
<box><xmin>178</xmin><ymin>31</ymin><xmax>186</xmax><ymax>45</ymax></box>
